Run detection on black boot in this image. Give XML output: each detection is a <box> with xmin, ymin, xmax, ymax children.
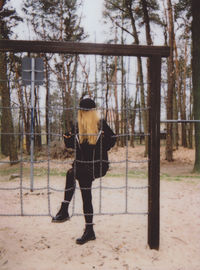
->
<box><xmin>76</xmin><ymin>225</ymin><xmax>96</xmax><ymax>245</ymax></box>
<box><xmin>52</xmin><ymin>202</ymin><xmax>70</xmax><ymax>223</ymax></box>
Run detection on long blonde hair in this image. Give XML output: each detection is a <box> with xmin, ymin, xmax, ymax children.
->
<box><xmin>78</xmin><ymin>109</ymin><xmax>100</xmax><ymax>145</ymax></box>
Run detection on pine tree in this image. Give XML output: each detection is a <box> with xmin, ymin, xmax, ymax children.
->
<box><xmin>103</xmin><ymin>0</ymin><xmax>160</xmax><ymax>155</ymax></box>
<box><xmin>23</xmin><ymin>0</ymin><xmax>86</xmax><ymax>136</ymax></box>
<box><xmin>0</xmin><ymin>0</ymin><xmax>21</xmax><ymax>164</ymax></box>
<box><xmin>165</xmin><ymin>0</ymin><xmax>175</xmax><ymax>161</ymax></box>
<box><xmin>174</xmin><ymin>0</ymin><xmax>192</xmax><ymax>149</ymax></box>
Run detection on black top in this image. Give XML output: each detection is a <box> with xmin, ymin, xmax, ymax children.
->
<box><xmin>64</xmin><ymin>119</ymin><xmax>116</xmax><ymax>179</ymax></box>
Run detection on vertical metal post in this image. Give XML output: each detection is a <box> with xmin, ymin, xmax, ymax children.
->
<box><xmin>47</xmin><ymin>71</ymin><xmax>51</xmax><ymax>216</ymax></box>
<box><xmin>30</xmin><ymin>58</ymin><xmax>35</xmax><ymax>192</ymax></box>
<box><xmin>148</xmin><ymin>55</ymin><xmax>161</xmax><ymax>250</ymax></box>
<box><xmin>19</xmin><ymin>109</ymin><xmax>24</xmax><ymax>215</ymax></box>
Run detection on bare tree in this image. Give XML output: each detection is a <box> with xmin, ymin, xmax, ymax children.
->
<box><xmin>165</xmin><ymin>0</ymin><xmax>175</xmax><ymax>161</ymax></box>
<box><xmin>0</xmin><ymin>0</ymin><xmax>20</xmax><ymax>164</ymax></box>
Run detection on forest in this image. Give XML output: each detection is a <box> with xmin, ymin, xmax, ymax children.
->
<box><xmin>0</xmin><ymin>0</ymin><xmax>200</xmax><ymax>172</ymax></box>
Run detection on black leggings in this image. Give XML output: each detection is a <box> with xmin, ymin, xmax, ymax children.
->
<box><xmin>64</xmin><ymin>168</ymin><xmax>93</xmax><ymax>225</ymax></box>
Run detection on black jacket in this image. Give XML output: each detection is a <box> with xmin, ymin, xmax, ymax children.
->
<box><xmin>64</xmin><ymin>119</ymin><xmax>116</xmax><ymax>180</ymax></box>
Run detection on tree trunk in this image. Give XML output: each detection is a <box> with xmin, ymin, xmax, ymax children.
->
<box><xmin>130</xmin><ymin>81</ymin><xmax>139</xmax><ymax>147</ymax></box>
<box><xmin>130</xmin><ymin>74</ymin><xmax>139</xmax><ymax>147</ymax></box>
<box><xmin>65</xmin><ymin>59</ymin><xmax>74</xmax><ymax>133</ymax></box>
<box><xmin>137</xmin><ymin>57</ymin><xmax>148</xmax><ymax>152</ymax></box>
<box><xmin>24</xmin><ymin>87</ymin><xmax>31</xmax><ymax>154</ymax></box>
<box><xmin>120</xmin><ymin>55</ymin><xmax>125</xmax><ymax>147</ymax></box>
<box><xmin>0</xmin><ymin>51</ymin><xmax>9</xmax><ymax>156</ymax></box>
<box><xmin>120</xmin><ymin>10</ymin><xmax>125</xmax><ymax>147</ymax></box>
<box><xmin>113</xmin><ymin>55</ymin><xmax>120</xmax><ymax>147</ymax></box>
<box><xmin>178</xmin><ymin>33</ymin><xmax>189</xmax><ymax>148</ymax></box>
<box><xmin>173</xmin><ymin>86</ymin><xmax>179</xmax><ymax>149</ymax></box>
<box><xmin>44</xmin><ymin>56</ymin><xmax>50</xmax><ymax>145</ymax></box>
<box><xmin>105</xmin><ymin>59</ymin><xmax>109</xmax><ymax>122</ymax></box>
<box><xmin>166</xmin><ymin>0</ymin><xmax>174</xmax><ymax>161</ymax></box>
<box><xmin>15</xmin><ymin>62</ymin><xmax>29</xmax><ymax>153</ymax></box>
<box><xmin>141</xmin><ymin>0</ymin><xmax>153</xmax><ymax>156</ymax></box>
<box><xmin>174</xmin><ymin>38</ymin><xmax>181</xmax><ymax>148</ymax></box>
<box><xmin>192</xmin><ymin>0</ymin><xmax>200</xmax><ymax>172</ymax></box>
<box><xmin>35</xmin><ymin>86</ymin><xmax>42</xmax><ymax>151</ymax></box>
<box><xmin>188</xmin><ymin>75</ymin><xmax>193</xmax><ymax>149</ymax></box>
<box><xmin>125</xmin><ymin>0</ymin><xmax>148</xmax><ymax>156</ymax></box>
<box><xmin>0</xmin><ymin>51</ymin><xmax>18</xmax><ymax>164</ymax></box>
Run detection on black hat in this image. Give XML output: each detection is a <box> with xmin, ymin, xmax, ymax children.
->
<box><xmin>79</xmin><ymin>98</ymin><xmax>96</xmax><ymax>110</ymax></box>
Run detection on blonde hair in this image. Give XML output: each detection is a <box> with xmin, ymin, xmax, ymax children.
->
<box><xmin>78</xmin><ymin>109</ymin><xmax>100</xmax><ymax>145</ymax></box>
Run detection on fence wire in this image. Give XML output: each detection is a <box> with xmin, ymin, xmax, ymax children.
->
<box><xmin>0</xmin><ymin>104</ymin><xmax>149</xmax><ymax>217</ymax></box>
<box><xmin>1</xmin><ymin>91</ymin><xmax>199</xmax><ymax>217</ymax></box>
<box><xmin>0</xmin><ymin>62</ymin><xmax>154</xmax><ymax>218</ymax></box>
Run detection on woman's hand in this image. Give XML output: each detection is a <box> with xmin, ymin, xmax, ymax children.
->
<box><xmin>63</xmin><ymin>132</ymin><xmax>71</xmax><ymax>139</ymax></box>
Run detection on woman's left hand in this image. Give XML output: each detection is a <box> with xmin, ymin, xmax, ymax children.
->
<box><xmin>63</xmin><ymin>133</ymin><xmax>71</xmax><ymax>139</ymax></box>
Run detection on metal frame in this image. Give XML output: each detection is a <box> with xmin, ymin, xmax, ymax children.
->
<box><xmin>0</xmin><ymin>40</ymin><xmax>170</xmax><ymax>250</ymax></box>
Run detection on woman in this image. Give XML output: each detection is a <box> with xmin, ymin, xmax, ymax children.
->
<box><xmin>52</xmin><ymin>98</ymin><xmax>116</xmax><ymax>245</ymax></box>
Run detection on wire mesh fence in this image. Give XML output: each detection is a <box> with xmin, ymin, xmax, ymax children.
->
<box><xmin>0</xmin><ymin>43</ymin><xmax>172</xmax><ymax>249</ymax></box>
<box><xmin>0</xmin><ymin>69</ymin><xmax>150</xmax><ymax>218</ymax></box>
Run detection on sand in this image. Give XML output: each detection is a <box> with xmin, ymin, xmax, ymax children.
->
<box><xmin>0</xmin><ymin>146</ymin><xmax>200</xmax><ymax>270</ymax></box>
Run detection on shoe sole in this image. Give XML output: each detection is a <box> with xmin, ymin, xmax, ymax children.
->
<box><xmin>51</xmin><ymin>217</ymin><xmax>70</xmax><ymax>223</ymax></box>
<box><xmin>76</xmin><ymin>236</ymin><xmax>96</xmax><ymax>245</ymax></box>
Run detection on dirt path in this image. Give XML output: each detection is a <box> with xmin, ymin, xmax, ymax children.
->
<box><xmin>0</xmin><ymin>146</ymin><xmax>200</xmax><ymax>270</ymax></box>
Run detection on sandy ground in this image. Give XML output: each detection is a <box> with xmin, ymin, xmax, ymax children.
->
<box><xmin>0</xmin><ymin>146</ymin><xmax>200</xmax><ymax>270</ymax></box>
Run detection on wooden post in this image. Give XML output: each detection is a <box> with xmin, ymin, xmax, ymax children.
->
<box><xmin>148</xmin><ymin>55</ymin><xmax>161</xmax><ymax>250</ymax></box>
<box><xmin>0</xmin><ymin>40</ymin><xmax>170</xmax><ymax>57</ymax></box>
<box><xmin>0</xmin><ymin>39</ymin><xmax>169</xmax><ymax>246</ymax></box>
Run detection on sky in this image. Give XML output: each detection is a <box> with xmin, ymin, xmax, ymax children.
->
<box><xmin>81</xmin><ymin>0</ymin><xmax>106</xmax><ymax>42</ymax></box>
<box><xmin>6</xmin><ymin>0</ymin><xmax>166</xmax><ymax>123</ymax></box>
<box><xmin>8</xmin><ymin>0</ymin><xmax>107</xmax><ymax>43</ymax></box>
<box><xmin>7</xmin><ymin>0</ymin><xmax>165</xmax><ymax>45</ymax></box>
